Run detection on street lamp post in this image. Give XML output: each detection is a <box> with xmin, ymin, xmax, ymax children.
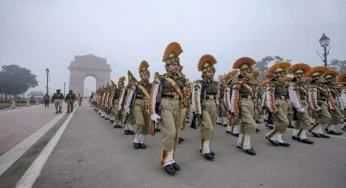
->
<box><xmin>319</xmin><ymin>33</ymin><xmax>330</xmax><ymax>67</ymax></box>
<box><xmin>45</xmin><ymin>68</ymin><xmax>50</xmax><ymax>95</ymax></box>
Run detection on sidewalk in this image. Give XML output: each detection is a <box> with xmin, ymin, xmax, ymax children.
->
<box><xmin>0</xmin><ymin>105</ymin><xmax>62</xmax><ymax>156</ymax></box>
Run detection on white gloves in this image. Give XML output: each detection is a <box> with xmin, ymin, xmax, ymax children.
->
<box><xmin>151</xmin><ymin>114</ymin><xmax>161</xmax><ymax>122</ymax></box>
<box><xmin>298</xmin><ymin>108</ymin><xmax>305</xmax><ymax>113</ymax></box>
<box><xmin>118</xmin><ymin>106</ymin><xmax>122</xmax><ymax>111</ymax></box>
<box><xmin>316</xmin><ymin>107</ymin><xmax>322</xmax><ymax>111</ymax></box>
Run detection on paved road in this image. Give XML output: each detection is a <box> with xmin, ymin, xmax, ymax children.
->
<box><xmin>0</xmin><ymin>105</ymin><xmax>60</xmax><ymax>155</ymax></box>
<box><xmin>24</xmin><ymin>104</ymin><xmax>345</xmax><ymax>188</ymax></box>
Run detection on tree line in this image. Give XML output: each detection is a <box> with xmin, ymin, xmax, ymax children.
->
<box><xmin>0</xmin><ymin>65</ymin><xmax>38</xmax><ymax>99</ymax></box>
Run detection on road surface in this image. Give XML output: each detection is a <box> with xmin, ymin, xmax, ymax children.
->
<box><xmin>1</xmin><ymin>104</ymin><xmax>345</xmax><ymax>188</ymax></box>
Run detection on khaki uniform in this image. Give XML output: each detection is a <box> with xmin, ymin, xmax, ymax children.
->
<box><xmin>324</xmin><ymin>86</ymin><xmax>343</xmax><ymax>132</ymax></box>
<box><xmin>289</xmin><ymin>83</ymin><xmax>314</xmax><ymax>143</ymax></box>
<box><xmin>231</xmin><ymin>82</ymin><xmax>256</xmax><ymax>150</ymax></box>
<box><xmin>65</xmin><ymin>93</ymin><xmax>76</xmax><ymax>112</ymax></box>
<box><xmin>125</xmin><ymin>81</ymin><xmax>152</xmax><ymax>145</ymax></box>
<box><xmin>265</xmin><ymin>83</ymin><xmax>290</xmax><ymax>143</ymax></box>
<box><xmin>150</xmin><ymin>74</ymin><xmax>185</xmax><ymax>167</ymax></box>
<box><xmin>192</xmin><ymin>79</ymin><xmax>219</xmax><ymax>156</ymax></box>
<box><xmin>309</xmin><ymin>85</ymin><xmax>332</xmax><ymax>135</ymax></box>
<box><xmin>52</xmin><ymin>93</ymin><xmax>64</xmax><ymax>112</ymax></box>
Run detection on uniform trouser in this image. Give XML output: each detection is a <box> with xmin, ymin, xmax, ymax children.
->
<box><xmin>293</xmin><ymin>101</ymin><xmax>311</xmax><ymax>139</ymax></box>
<box><xmin>200</xmin><ymin>100</ymin><xmax>217</xmax><ymax>154</ymax></box>
<box><xmin>326</xmin><ymin>107</ymin><xmax>344</xmax><ymax>131</ymax></box>
<box><xmin>237</xmin><ymin>99</ymin><xmax>256</xmax><ymax>150</ymax></box>
<box><xmin>310</xmin><ymin>101</ymin><xmax>331</xmax><ymax>134</ymax></box>
<box><xmin>122</xmin><ymin>108</ymin><xmax>135</xmax><ymax>130</ymax></box>
<box><xmin>133</xmin><ymin>99</ymin><xmax>150</xmax><ymax>144</ymax></box>
<box><xmin>54</xmin><ymin>99</ymin><xmax>62</xmax><ymax>112</ymax></box>
<box><xmin>160</xmin><ymin>98</ymin><xmax>183</xmax><ymax>167</ymax></box>
<box><xmin>266</xmin><ymin>100</ymin><xmax>289</xmax><ymax>142</ymax></box>
<box><xmin>67</xmin><ymin>100</ymin><xmax>74</xmax><ymax>112</ymax></box>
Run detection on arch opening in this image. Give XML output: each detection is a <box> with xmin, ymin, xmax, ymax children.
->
<box><xmin>84</xmin><ymin>76</ymin><xmax>97</xmax><ymax>98</ymax></box>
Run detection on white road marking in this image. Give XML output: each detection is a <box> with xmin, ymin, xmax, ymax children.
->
<box><xmin>0</xmin><ymin>109</ymin><xmax>67</xmax><ymax>176</ymax></box>
<box><xmin>15</xmin><ymin>106</ymin><xmax>78</xmax><ymax>188</ymax></box>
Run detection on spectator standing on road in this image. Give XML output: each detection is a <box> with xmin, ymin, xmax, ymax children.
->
<box><xmin>43</xmin><ymin>93</ymin><xmax>50</xmax><ymax>107</ymax></box>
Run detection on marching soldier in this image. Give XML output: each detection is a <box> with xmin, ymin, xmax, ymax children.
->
<box><xmin>288</xmin><ymin>63</ymin><xmax>314</xmax><ymax>144</ymax></box>
<box><xmin>224</xmin><ymin>70</ymin><xmax>239</xmax><ymax>136</ymax></box>
<box><xmin>264</xmin><ymin>62</ymin><xmax>291</xmax><ymax>147</ymax></box>
<box><xmin>65</xmin><ymin>90</ymin><xmax>76</xmax><ymax>113</ymax></box>
<box><xmin>192</xmin><ymin>54</ymin><xmax>219</xmax><ymax>161</ymax></box>
<box><xmin>104</xmin><ymin>83</ymin><xmax>112</xmax><ymax>120</ymax></box>
<box><xmin>108</xmin><ymin>80</ymin><xmax>117</xmax><ymax>124</ymax></box>
<box><xmin>285</xmin><ymin>77</ymin><xmax>295</xmax><ymax>128</ymax></box>
<box><xmin>124</xmin><ymin>61</ymin><xmax>152</xmax><ymax>149</ymax></box>
<box><xmin>251</xmin><ymin>71</ymin><xmax>262</xmax><ymax>125</ymax></box>
<box><xmin>149</xmin><ymin>42</ymin><xmax>185</xmax><ymax>175</ymax></box>
<box><xmin>230</xmin><ymin>57</ymin><xmax>257</xmax><ymax>155</ymax></box>
<box><xmin>218</xmin><ymin>77</ymin><xmax>228</xmax><ymax>127</ymax></box>
<box><xmin>52</xmin><ymin>89</ymin><xmax>64</xmax><ymax>113</ymax></box>
<box><xmin>100</xmin><ymin>86</ymin><xmax>107</xmax><ymax>118</ymax></box>
<box><xmin>307</xmin><ymin>66</ymin><xmax>331</xmax><ymax>138</ymax></box>
<box><xmin>259</xmin><ymin>79</ymin><xmax>270</xmax><ymax>124</ymax></box>
<box><xmin>113</xmin><ymin>77</ymin><xmax>126</xmax><ymax>128</ymax></box>
<box><xmin>338</xmin><ymin>74</ymin><xmax>346</xmax><ymax>130</ymax></box>
<box><xmin>323</xmin><ymin>70</ymin><xmax>343</xmax><ymax>135</ymax></box>
<box><xmin>121</xmin><ymin>72</ymin><xmax>136</xmax><ymax>135</ymax></box>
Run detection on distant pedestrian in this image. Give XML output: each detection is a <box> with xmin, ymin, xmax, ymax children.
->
<box><xmin>43</xmin><ymin>93</ymin><xmax>50</xmax><ymax>107</ymax></box>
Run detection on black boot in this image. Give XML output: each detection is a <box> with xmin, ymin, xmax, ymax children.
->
<box><xmin>171</xmin><ymin>163</ymin><xmax>180</xmax><ymax>171</ymax></box>
<box><xmin>129</xmin><ymin>130</ymin><xmax>134</xmax><ymax>135</ymax></box>
<box><xmin>139</xmin><ymin>143</ymin><xmax>147</xmax><ymax>149</ymax></box>
<box><xmin>266</xmin><ymin>137</ymin><xmax>279</xmax><ymax>146</ymax></box>
<box><xmin>163</xmin><ymin>165</ymin><xmax>176</xmax><ymax>175</ymax></box>
<box><xmin>244</xmin><ymin>148</ymin><xmax>256</xmax><ymax>155</ymax></box>
<box><xmin>133</xmin><ymin>143</ymin><xmax>140</xmax><ymax>149</ymax></box>
<box><xmin>124</xmin><ymin>130</ymin><xmax>130</xmax><ymax>135</ymax></box>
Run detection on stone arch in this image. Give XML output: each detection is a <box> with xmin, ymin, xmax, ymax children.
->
<box><xmin>68</xmin><ymin>54</ymin><xmax>111</xmax><ymax>95</ymax></box>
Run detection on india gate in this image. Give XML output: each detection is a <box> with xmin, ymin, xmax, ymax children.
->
<box><xmin>68</xmin><ymin>54</ymin><xmax>111</xmax><ymax>95</ymax></box>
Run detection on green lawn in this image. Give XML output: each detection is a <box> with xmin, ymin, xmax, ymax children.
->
<box><xmin>0</xmin><ymin>103</ymin><xmax>11</xmax><ymax>109</ymax></box>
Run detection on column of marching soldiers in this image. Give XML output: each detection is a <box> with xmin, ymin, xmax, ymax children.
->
<box><xmin>88</xmin><ymin>42</ymin><xmax>346</xmax><ymax>175</ymax></box>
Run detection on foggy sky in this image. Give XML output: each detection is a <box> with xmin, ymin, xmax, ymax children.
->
<box><xmin>1</xmin><ymin>0</ymin><xmax>345</xmax><ymax>96</ymax></box>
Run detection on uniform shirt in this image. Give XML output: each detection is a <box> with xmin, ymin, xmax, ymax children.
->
<box><xmin>52</xmin><ymin>93</ymin><xmax>64</xmax><ymax>100</ymax></box>
<box><xmin>65</xmin><ymin>93</ymin><xmax>76</xmax><ymax>100</ymax></box>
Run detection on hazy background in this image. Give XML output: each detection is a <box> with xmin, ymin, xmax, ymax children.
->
<box><xmin>1</xmin><ymin>0</ymin><xmax>345</xmax><ymax>96</ymax></box>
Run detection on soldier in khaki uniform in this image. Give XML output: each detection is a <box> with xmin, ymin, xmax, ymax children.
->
<box><xmin>112</xmin><ymin>77</ymin><xmax>126</xmax><ymax>128</ymax></box>
<box><xmin>52</xmin><ymin>89</ymin><xmax>64</xmax><ymax>113</ymax></box>
<box><xmin>192</xmin><ymin>54</ymin><xmax>219</xmax><ymax>161</ymax></box>
<box><xmin>323</xmin><ymin>70</ymin><xmax>343</xmax><ymax>135</ymax></box>
<box><xmin>251</xmin><ymin>71</ymin><xmax>262</xmax><ymax>126</ymax></box>
<box><xmin>121</xmin><ymin>72</ymin><xmax>136</xmax><ymax>135</ymax></box>
<box><xmin>307</xmin><ymin>66</ymin><xmax>331</xmax><ymax>138</ymax></box>
<box><xmin>285</xmin><ymin>77</ymin><xmax>295</xmax><ymax>128</ymax></box>
<box><xmin>288</xmin><ymin>63</ymin><xmax>314</xmax><ymax>144</ymax></box>
<box><xmin>230</xmin><ymin>57</ymin><xmax>257</xmax><ymax>155</ymax></box>
<box><xmin>224</xmin><ymin>70</ymin><xmax>239</xmax><ymax>135</ymax></box>
<box><xmin>124</xmin><ymin>61</ymin><xmax>152</xmax><ymax>149</ymax></box>
<box><xmin>103</xmin><ymin>83</ymin><xmax>111</xmax><ymax>120</ymax></box>
<box><xmin>150</xmin><ymin>42</ymin><xmax>185</xmax><ymax>175</ymax></box>
<box><xmin>108</xmin><ymin>80</ymin><xmax>117</xmax><ymax>124</ymax></box>
<box><xmin>338</xmin><ymin>74</ymin><xmax>346</xmax><ymax>130</ymax></box>
<box><xmin>264</xmin><ymin>62</ymin><xmax>291</xmax><ymax>147</ymax></box>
